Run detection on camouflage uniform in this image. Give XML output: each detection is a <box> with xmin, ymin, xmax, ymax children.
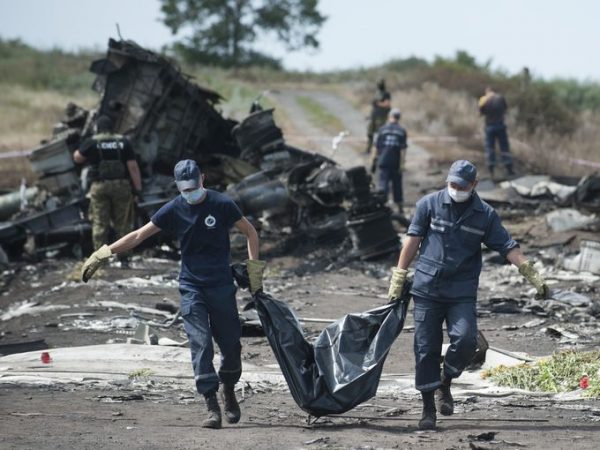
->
<box><xmin>79</xmin><ymin>133</ymin><xmax>136</xmax><ymax>250</ymax></box>
<box><xmin>366</xmin><ymin>85</ymin><xmax>391</xmax><ymax>154</ymax></box>
<box><xmin>89</xmin><ymin>179</ymin><xmax>134</xmax><ymax>251</ymax></box>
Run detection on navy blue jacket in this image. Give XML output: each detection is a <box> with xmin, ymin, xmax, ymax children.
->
<box><xmin>375</xmin><ymin>122</ymin><xmax>407</xmax><ymax>169</ymax></box>
<box><xmin>407</xmin><ymin>189</ymin><xmax>518</xmax><ymax>302</ymax></box>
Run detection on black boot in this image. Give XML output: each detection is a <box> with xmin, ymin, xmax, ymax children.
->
<box><xmin>488</xmin><ymin>166</ymin><xmax>495</xmax><ymax>178</ymax></box>
<box><xmin>506</xmin><ymin>165</ymin><xmax>515</xmax><ymax>176</ymax></box>
<box><xmin>221</xmin><ymin>384</ymin><xmax>241</xmax><ymax>424</ymax></box>
<box><xmin>418</xmin><ymin>390</ymin><xmax>437</xmax><ymax>430</ymax></box>
<box><xmin>202</xmin><ymin>392</ymin><xmax>222</xmax><ymax>429</ymax></box>
<box><xmin>437</xmin><ymin>373</ymin><xmax>454</xmax><ymax>416</ymax></box>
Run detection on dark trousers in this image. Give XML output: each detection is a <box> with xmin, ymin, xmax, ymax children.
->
<box><xmin>179</xmin><ymin>284</ymin><xmax>242</xmax><ymax>396</ymax></box>
<box><xmin>378</xmin><ymin>167</ymin><xmax>403</xmax><ymax>203</ymax></box>
<box><xmin>413</xmin><ymin>296</ymin><xmax>478</xmax><ymax>392</ymax></box>
<box><xmin>484</xmin><ymin>123</ymin><xmax>513</xmax><ymax>169</ymax></box>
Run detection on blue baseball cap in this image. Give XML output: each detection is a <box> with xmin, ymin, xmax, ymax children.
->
<box><xmin>446</xmin><ymin>160</ymin><xmax>477</xmax><ymax>188</ymax></box>
<box><xmin>174</xmin><ymin>159</ymin><xmax>201</xmax><ymax>190</ymax></box>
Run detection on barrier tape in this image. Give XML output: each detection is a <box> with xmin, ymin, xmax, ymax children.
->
<box><xmin>0</xmin><ymin>150</ymin><xmax>33</xmax><ymax>160</ymax></box>
<box><xmin>2</xmin><ymin>136</ymin><xmax>598</xmax><ymax>169</ymax></box>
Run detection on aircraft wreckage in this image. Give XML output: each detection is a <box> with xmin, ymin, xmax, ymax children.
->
<box><xmin>0</xmin><ymin>39</ymin><xmax>399</xmax><ymax>261</ymax></box>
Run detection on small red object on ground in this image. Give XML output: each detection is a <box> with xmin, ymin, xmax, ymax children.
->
<box><xmin>579</xmin><ymin>375</ymin><xmax>589</xmax><ymax>389</ymax></box>
<box><xmin>41</xmin><ymin>352</ymin><xmax>51</xmax><ymax>364</ymax></box>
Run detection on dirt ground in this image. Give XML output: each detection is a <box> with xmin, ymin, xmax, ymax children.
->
<box><xmin>1</xmin><ymin>88</ymin><xmax>599</xmax><ymax>449</ymax></box>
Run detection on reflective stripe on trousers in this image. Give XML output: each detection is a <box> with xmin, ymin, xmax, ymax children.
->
<box><xmin>413</xmin><ymin>296</ymin><xmax>478</xmax><ymax>392</ymax></box>
<box><xmin>180</xmin><ymin>284</ymin><xmax>242</xmax><ymax>395</ymax></box>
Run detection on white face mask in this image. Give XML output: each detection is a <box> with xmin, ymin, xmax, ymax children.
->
<box><xmin>181</xmin><ymin>187</ymin><xmax>206</xmax><ymax>204</ymax></box>
<box><xmin>448</xmin><ymin>185</ymin><xmax>472</xmax><ymax>203</ymax></box>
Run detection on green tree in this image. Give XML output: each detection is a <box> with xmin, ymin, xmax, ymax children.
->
<box><xmin>160</xmin><ymin>0</ymin><xmax>326</xmax><ymax>67</ymax></box>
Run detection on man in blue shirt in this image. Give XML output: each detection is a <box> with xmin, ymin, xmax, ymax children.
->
<box><xmin>81</xmin><ymin>159</ymin><xmax>265</xmax><ymax>430</ymax></box>
<box><xmin>387</xmin><ymin>160</ymin><xmax>549</xmax><ymax>430</ymax></box>
<box><xmin>371</xmin><ymin>108</ymin><xmax>408</xmax><ymax>215</ymax></box>
<box><xmin>479</xmin><ymin>87</ymin><xmax>514</xmax><ymax>177</ymax></box>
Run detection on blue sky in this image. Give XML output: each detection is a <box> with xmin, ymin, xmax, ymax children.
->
<box><xmin>1</xmin><ymin>0</ymin><xmax>599</xmax><ymax>80</ymax></box>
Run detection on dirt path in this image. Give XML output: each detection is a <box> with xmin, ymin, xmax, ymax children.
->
<box><xmin>271</xmin><ymin>88</ymin><xmax>438</xmax><ymax>206</ymax></box>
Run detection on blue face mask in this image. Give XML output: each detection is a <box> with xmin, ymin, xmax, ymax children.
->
<box><xmin>181</xmin><ymin>187</ymin><xmax>206</xmax><ymax>204</ymax></box>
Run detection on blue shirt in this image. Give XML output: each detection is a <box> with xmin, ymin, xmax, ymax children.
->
<box><xmin>407</xmin><ymin>188</ymin><xmax>518</xmax><ymax>302</ymax></box>
<box><xmin>375</xmin><ymin>122</ymin><xmax>407</xmax><ymax>169</ymax></box>
<box><xmin>151</xmin><ymin>190</ymin><xmax>243</xmax><ymax>287</ymax></box>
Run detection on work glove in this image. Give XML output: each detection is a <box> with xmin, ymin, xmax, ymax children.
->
<box><xmin>478</xmin><ymin>93</ymin><xmax>491</xmax><ymax>107</ymax></box>
<box><xmin>246</xmin><ymin>259</ymin><xmax>266</xmax><ymax>295</ymax></box>
<box><xmin>81</xmin><ymin>244</ymin><xmax>112</xmax><ymax>283</ymax></box>
<box><xmin>388</xmin><ymin>267</ymin><xmax>408</xmax><ymax>302</ymax></box>
<box><xmin>518</xmin><ymin>261</ymin><xmax>550</xmax><ymax>299</ymax></box>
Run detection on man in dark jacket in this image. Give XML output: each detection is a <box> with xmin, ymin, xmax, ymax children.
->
<box><xmin>81</xmin><ymin>159</ymin><xmax>265</xmax><ymax>430</ymax></box>
<box><xmin>479</xmin><ymin>87</ymin><xmax>514</xmax><ymax>177</ymax></box>
<box><xmin>387</xmin><ymin>160</ymin><xmax>549</xmax><ymax>430</ymax></box>
<box><xmin>371</xmin><ymin>108</ymin><xmax>408</xmax><ymax>214</ymax></box>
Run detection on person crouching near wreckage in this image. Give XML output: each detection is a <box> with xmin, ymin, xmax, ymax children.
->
<box><xmin>80</xmin><ymin>159</ymin><xmax>266</xmax><ymax>429</ymax></box>
<box><xmin>387</xmin><ymin>159</ymin><xmax>549</xmax><ymax>430</ymax></box>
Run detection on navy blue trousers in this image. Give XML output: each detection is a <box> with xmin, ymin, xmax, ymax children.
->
<box><xmin>378</xmin><ymin>167</ymin><xmax>403</xmax><ymax>203</ymax></box>
<box><xmin>179</xmin><ymin>284</ymin><xmax>242</xmax><ymax>396</ymax></box>
<box><xmin>413</xmin><ymin>296</ymin><xmax>478</xmax><ymax>392</ymax></box>
<box><xmin>484</xmin><ymin>123</ymin><xmax>513</xmax><ymax>169</ymax></box>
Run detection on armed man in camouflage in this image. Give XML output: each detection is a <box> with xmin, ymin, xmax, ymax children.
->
<box><xmin>365</xmin><ymin>78</ymin><xmax>391</xmax><ymax>154</ymax></box>
<box><xmin>73</xmin><ymin>115</ymin><xmax>142</xmax><ymax>255</ymax></box>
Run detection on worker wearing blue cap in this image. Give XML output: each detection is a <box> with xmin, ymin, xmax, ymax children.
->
<box><xmin>387</xmin><ymin>160</ymin><xmax>549</xmax><ymax>430</ymax></box>
<box><xmin>81</xmin><ymin>159</ymin><xmax>265</xmax><ymax>429</ymax></box>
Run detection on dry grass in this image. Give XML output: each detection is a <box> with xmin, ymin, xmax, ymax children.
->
<box><xmin>346</xmin><ymin>81</ymin><xmax>599</xmax><ymax>178</ymax></box>
<box><xmin>0</xmin><ymin>83</ymin><xmax>96</xmax><ymax>152</ymax></box>
<box><xmin>0</xmin><ymin>83</ymin><xmax>97</xmax><ymax>188</ymax></box>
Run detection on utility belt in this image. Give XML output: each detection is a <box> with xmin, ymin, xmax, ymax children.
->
<box><xmin>88</xmin><ymin>167</ymin><xmax>129</xmax><ymax>182</ymax></box>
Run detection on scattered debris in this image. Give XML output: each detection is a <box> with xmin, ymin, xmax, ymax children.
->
<box><xmin>127</xmin><ymin>368</ymin><xmax>154</xmax><ymax>379</ymax></box>
<box><xmin>1</xmin><ymin>301</ymin><xmax>71</xmax><ymax>321</ymax></box>
<box><xmin>544</xmin><ymin>326</ymin><xmax>580</xmax><ymax>341</ymax></box>
<box><xmin>97</xmin><ymin>394</ymin><xmax>144</xmax><ymax>403</ymax></box>
<box><xmin>468</xmin><ymin>431</ymin><xmax>498</xmax><ymax>442</ymax></box>
<box><xmin>303</xmin><ymin>437</ymin><xmax>330</xmax><ymax>445</ymax></box>
<box><xmin>545</xmin><ymin>208</ymin><xmax>598</xmax><ymax>232</ymax></box>
<box><xmin>562</xmin><ymin>240</ymin><xmax>600</xmax><ymax>274</ymax></box>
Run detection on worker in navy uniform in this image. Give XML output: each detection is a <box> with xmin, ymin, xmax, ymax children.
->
<box><xmin>387</xmin><ymin>160</ymin><xmax>549</xmax><ymax>430</ymax></box>
<box><xmin>80</xmin><ymin>159</ymin><xmax>265</xmax><ymax>430</ymax></box>
<box><xmin>371</xmin><ymin>108</ymin><xmax>408</xmax><ymax>215</ymax></box>
<box><xmin>479</xmin><ymin>87</ymin><xmax>514</xmax><ymax>177</ymax></box>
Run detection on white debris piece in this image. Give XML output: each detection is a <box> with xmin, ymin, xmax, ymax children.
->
<box><xmin>1</xmin><ymin>301</ymin><xmax>71</xmax><ymax>321</ymax></box>
<box><xmin>114</xmin><ymin>275</ymin><xmax>178</xmax><ymax>289</ymax></box>
<box><xmin>500</xmin><ymin>175</ymin><xmax>577</xmax><ymax>201</ymax></box>
<box><xmin>545</xmin><ymin>208</ymin><xmax>598</xmax><ymax>232</ymax></box>
<box><xmin>562</xmin><ymin>240</ymin><xmax>600</xmax><ymax>275</ymax></box>
<box><xmin>69</xmin><ymin>317</ymin><xmax>139</xmax><ymax>332</ymax></box>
